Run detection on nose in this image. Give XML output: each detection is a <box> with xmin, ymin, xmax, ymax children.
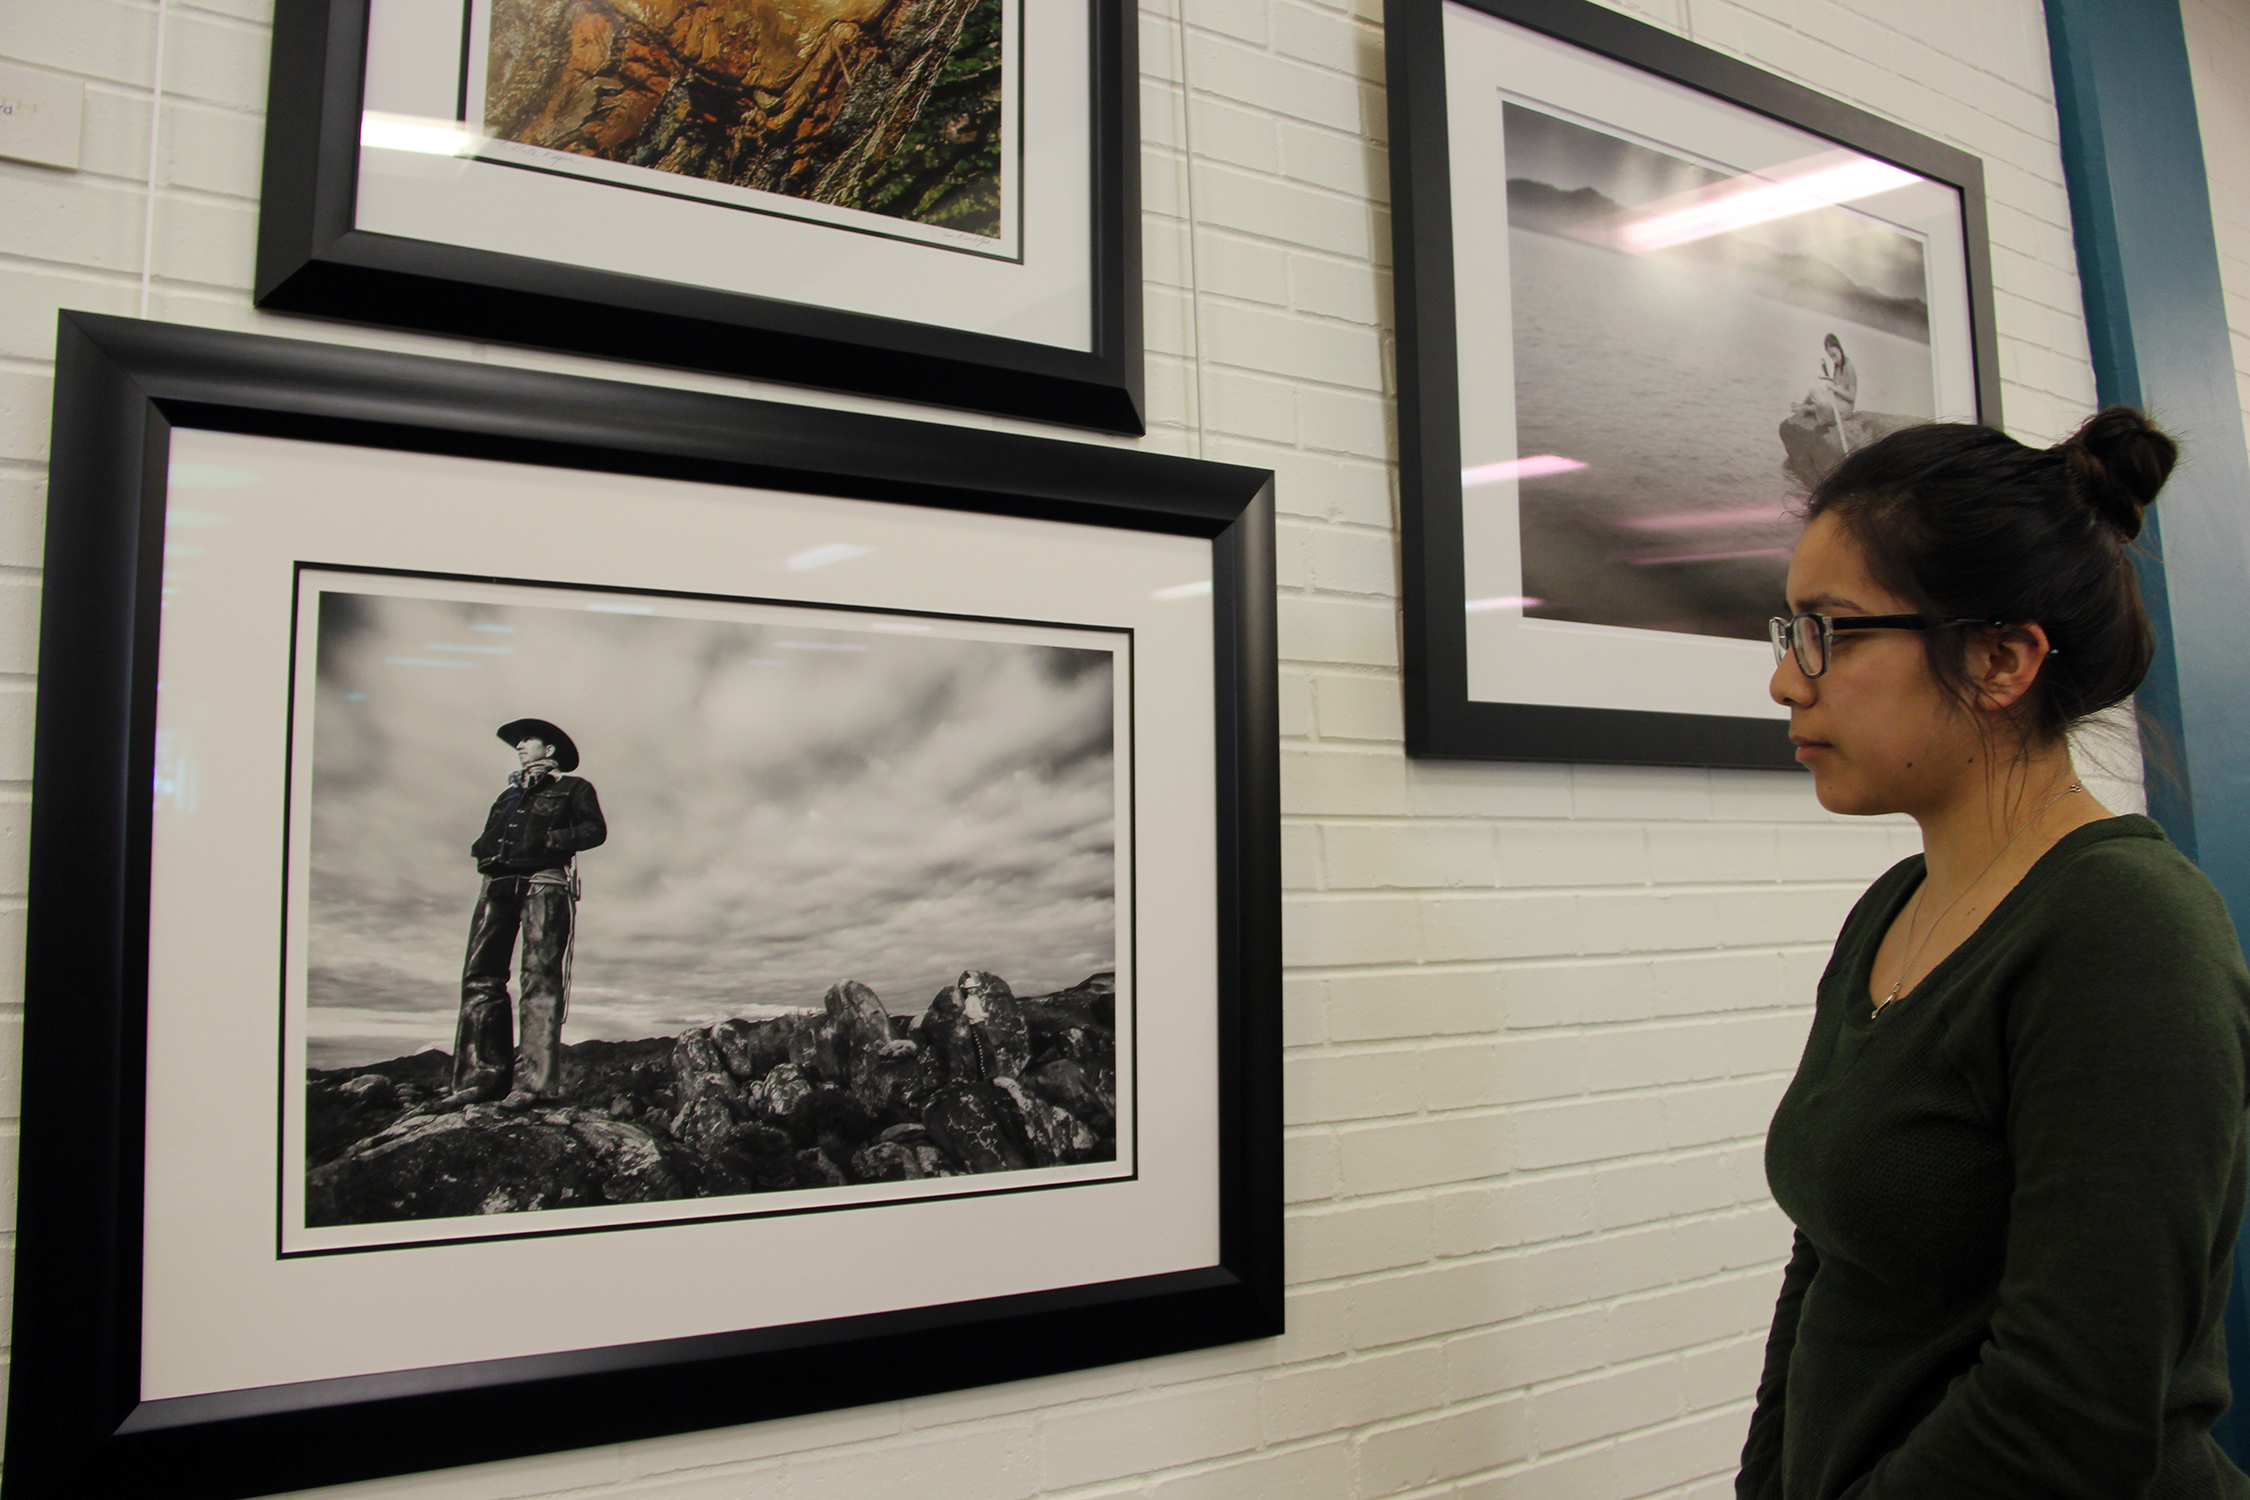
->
<box><xmin>1770</xmin><ymin>653</ymin><xmax>1815</xmax><ymax>709</ymax></box>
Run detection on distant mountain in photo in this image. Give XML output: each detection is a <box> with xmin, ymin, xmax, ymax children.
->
<box><xmin>1505</xmin><ymin>178</ymin><xmax>1933</xmax><ymax>342</ymax></box>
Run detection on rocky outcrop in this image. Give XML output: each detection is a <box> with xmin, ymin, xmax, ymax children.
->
<box><xmin>483</xmin><ymin>0</ymin><xmax>1001</xmax><ymax>234</ymax></box>
<box><xmin>1022</xmin><ymin>1058</ymin><xmax>1115</xmax><ymax>1137</ymax></box>
<box><xmin>307</xmin><ymin>1103</ymin><xmax>699</xmax><ymax>1226</ymax></box>
<box><xmin>1779</xmin><ymin>406</ymin><xmax>1920</xmax><ymax>491</ymax></box>
<box><xmin>307</xmin><ymin>969</ymin><xmax>1120</xmax><ymax>1228</ymax></box>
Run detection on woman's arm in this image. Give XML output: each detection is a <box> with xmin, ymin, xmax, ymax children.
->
<box><xmin>1841</xmin><ymin>861</ymin><xmax>2250</xmax><ymax>1497</ymax></box>
<box><xmin>1737</xmin><ymin>1231</ymin><xmax>1819</xmax><ymax>1498</ymax></box>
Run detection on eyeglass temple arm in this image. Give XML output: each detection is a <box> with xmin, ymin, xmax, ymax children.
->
<box><xmin>1824</xmin><ymin>614</ymin><xmax>2005</xmax><ymax>633</ymax></box>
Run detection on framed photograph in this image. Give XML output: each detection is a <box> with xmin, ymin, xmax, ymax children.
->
<box><xmin>1387</xmin><ymin>0</ymin><xmax>2004</xmax><ymax>766</ymax></box>
<box><xmin>6</xmin><ymin>312</ymin><xmax>1278</xmax><ymax>1498</ymax></box>
<box><xmin>255</xmin><ymin>0</ymin><xmax>1143</xmax><ymax>434</ymax></box>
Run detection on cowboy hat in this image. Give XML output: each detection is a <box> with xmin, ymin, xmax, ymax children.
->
<box><xmin>495</xmin><ymin>718</ymin><xmax>579</xmax><ymax>773</ymax></box>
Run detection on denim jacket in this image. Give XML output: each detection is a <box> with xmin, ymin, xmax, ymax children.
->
<box><xmin>471</xmin><ymin>773</ymin><xmax>606</xmax><ymax>876</ymax></box>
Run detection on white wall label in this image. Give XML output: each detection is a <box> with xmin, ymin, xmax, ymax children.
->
<box><xmin>0</xmin><ymin>63</ymin><xmax>84</xmax><ymax>172</ymax></box>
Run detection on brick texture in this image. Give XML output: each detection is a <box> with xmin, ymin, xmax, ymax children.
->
<box><xmin>0</xmin><ymin>0</ymin><xmax>2117</xmax><ymax>1495</ymax></box>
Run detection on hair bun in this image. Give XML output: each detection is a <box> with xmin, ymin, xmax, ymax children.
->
<box><xmin>2057</xmin><ymin>405</ymin><xmax>2177</xmax><ymax>540</ymax></box>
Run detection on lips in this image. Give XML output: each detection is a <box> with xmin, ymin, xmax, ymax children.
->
<box><xmin>1790</xmin><ymin>734</ymin><xmax>1830</xmax><ymax>762</ymax></box>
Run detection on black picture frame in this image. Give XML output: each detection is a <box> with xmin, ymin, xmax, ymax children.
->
<box><xmin>255</xmin><ymin>0</ymin><xmax>1145</xmax><ymax>435</ymax></box>
<box><xmin>4</xmin><ymin>312</ymin><xmax>1278</xmax><ymax>1500</ymax></box>
<box><xmin>1387</xmin><ymin>0</ymin><xmax>2005</xmax><ymax>767</ymax></box>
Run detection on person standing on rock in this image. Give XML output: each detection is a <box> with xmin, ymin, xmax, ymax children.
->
<box><xmin>441</xmin><ymin>718</ymin><xmax>606</xmax><ymax>1112</ymax></box>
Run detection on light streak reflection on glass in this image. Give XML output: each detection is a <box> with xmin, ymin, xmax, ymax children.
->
<box><xmin>786</xmin><ymin>543</ymin><xmax>874</xmax><ymax>572</ymax></box>
<box><xmin>1616</xmin><ymin>506</ymin><xmax>1792</xmax><ymax>533</ymax></box>
<box><xmin>1462</xmin><ymin>455</ymin><xmax>1585</xmax><ymax>488</ymax></box>
<box><xmin>1627</xmin><ymin>546</ymin><xmax>1791</xmax><ymax>567</ymax></box>
<box><xmin>153</xmin><ymin>729</ymin><xmax>196</xmax><ymax>812</ymax></box>
<box><xmin>360</xmin><ymin>112</ymin><xmax>476</xmax><ymax>157</ymax></box>
<box><xmin>1598</xmin><ymin>152</ymin><xmax>1920</xmax><ymax>255</ymax></box>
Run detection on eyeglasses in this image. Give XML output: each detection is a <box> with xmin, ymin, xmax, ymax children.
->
<box><xmin>1767</xmin><ymin>612</ymin><xmax>2003</xmax><ymax>679</ymax></box>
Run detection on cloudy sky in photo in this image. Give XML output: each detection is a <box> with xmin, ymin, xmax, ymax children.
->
<box><xmin>302</xmin><ymin>585</ymin><xmax>1120</xmax><ymax>1068</ymax></box>
<box><xmin>1502</xmin><ymin>101</ymin><xmax>1929</xmax><ymax>303</ymax></box>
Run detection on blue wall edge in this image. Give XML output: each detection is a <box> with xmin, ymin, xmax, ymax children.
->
<box><xmin>2045</xmin><ymin>0</ymin><xmax>2250</xmax><ymax>1463</ymax></box>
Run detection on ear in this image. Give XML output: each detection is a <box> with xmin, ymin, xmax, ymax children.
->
<box><xmin>1966</xmin><ymin>622</ymin><xmax>2052</xmax><ymax>713</ymax></box>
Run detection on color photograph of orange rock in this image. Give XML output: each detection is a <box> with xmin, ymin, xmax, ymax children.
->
<box><xmin>482</xmin><ymin>0</ymin><xmax>1006</xmax><ymax>236</ymax></box>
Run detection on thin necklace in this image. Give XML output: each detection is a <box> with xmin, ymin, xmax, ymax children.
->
<box><xmin>1875</xmin><ymin>781</ymin><xmax>2081</xmax><ymax>1014</ymax></box>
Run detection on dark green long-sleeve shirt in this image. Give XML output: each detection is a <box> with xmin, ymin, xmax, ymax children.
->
<box><xmin>1740</xmin><ymin>816</ymin><xmax>2250</xmax><ymax>1499</ymax></box>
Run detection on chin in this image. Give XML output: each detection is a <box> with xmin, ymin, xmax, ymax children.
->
<box><xmin>1807</xmin><ymin>771</ymin><xmax>1894</xmax><ymax>818</ymax></box>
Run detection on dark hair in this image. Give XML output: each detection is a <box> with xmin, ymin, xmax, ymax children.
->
<box><xmin>1804</xmin><ymin>405</ymin><xmax>2177</xmax><ymax>744</ymax></box>
<box><xmin>1824</xmin><ymin>333</ymin><xmax>1845</xmax><ymax>355</ymax></box>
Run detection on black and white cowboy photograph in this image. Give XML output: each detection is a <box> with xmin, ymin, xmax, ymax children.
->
<box><xmin>1496</xmin><ymin>101</ymin><xmax>1940</xmax><ymax>642</ymax></box>
<box><xmin>287</xmin><ymin>573</ymin><xmax>1128</xmax><ymax>1245</ymax></box>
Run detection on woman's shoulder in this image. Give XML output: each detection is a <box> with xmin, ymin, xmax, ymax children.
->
<box><xmin>2001</xmin><ymin>815</ymin><xmax>2250</xmax><ymax>1041</ymax></box>
<box><xmin>2023</xmin><ymin>815</ymin><xmax>2228</xmax><ymax>930</ymax></box>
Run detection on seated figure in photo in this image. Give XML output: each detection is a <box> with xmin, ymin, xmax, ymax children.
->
<box><xmin>1797</xmin><ymin>332</ymin><xmax>1860</xmax><ymax>446</ymax></box>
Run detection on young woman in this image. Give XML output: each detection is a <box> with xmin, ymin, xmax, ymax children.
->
<box><xmin>1795</xmin><ymin>333</ymin><xmax>1860</xmax><ymax>451</ymax></box>
<box><xmin>1738</xmin><ymin>408</ymin><xmax>2250</xmax><ymax>1498</ymax></box>
<box><xmin>1807</xmin><ymin>333</ymin><xmax>1859</xmax><ymax>421</ymax></box>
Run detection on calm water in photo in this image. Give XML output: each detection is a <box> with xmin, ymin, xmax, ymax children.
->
<box><xmin>1509</xmin><ymin>227</ymin><xmax>1937</xmax><ymax>640</ymax></box>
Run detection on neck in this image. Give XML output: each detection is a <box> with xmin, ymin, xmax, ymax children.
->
<box><xmin>1912</xmin><ymin>740</ymin><xmax>2105</xmax><ymax>899</ymax></box>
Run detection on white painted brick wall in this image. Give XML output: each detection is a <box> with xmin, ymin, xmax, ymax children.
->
<box><xmin>0</xmin><ymin>0</ymin><xmax>2115</xmax><ymax>1494</ymax></box>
